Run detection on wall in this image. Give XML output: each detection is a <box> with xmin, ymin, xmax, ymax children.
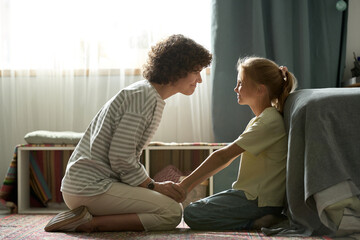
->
<box><xmin>343</xmin><ymin>0</ymin><xmax>360</xmax><ymax>82</ymax></box>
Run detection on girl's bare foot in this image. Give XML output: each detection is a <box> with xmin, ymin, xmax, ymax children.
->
<box><xmin>252</xmin><ymin>214</ymin><xmax>285</xmax><ymax>230</ymax></box>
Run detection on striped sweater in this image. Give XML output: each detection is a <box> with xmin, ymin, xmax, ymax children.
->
<box><xmin>61</xmin><ymin>80</ymin><xmax>165</xmax><ymax>196</ymax></box>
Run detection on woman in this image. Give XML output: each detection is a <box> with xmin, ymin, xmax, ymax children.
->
<box><xmin>44</xmin><ymin>34</ymin><xmax>212</xmax><ymax>232</ymax></box>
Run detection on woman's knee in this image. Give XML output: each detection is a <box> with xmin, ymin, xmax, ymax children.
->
<box><xmin>148</xmin><ymin>201</ymin><xmax>182</xmax><ymax>231</ymax></box>
<box><xmin>163</xmin><ymin>202</ymin><xmax>183</xmax><ymax>229</ymax></box>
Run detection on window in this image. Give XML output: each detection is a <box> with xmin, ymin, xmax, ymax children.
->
<box><xmin>0</xmin><ymin>0</ymin><xmax>211</xmax><ymax>70</ymax></box>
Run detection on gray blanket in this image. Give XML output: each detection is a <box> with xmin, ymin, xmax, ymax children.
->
<box><xmin>277</xmin><ymin>88</ymin><xmax>360</xmax><ymax>235</ymax></box>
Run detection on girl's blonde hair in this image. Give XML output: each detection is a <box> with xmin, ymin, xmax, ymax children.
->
<box><xmin>237</xmin><ymin>56</ymin><xmax>297</xmax><ymax>113</ymax></box>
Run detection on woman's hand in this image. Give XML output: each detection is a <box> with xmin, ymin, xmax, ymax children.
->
<box><xmin>154</xmin><ymin>181</ymin><xmax>186</xmax><ymax>203</ymax></box>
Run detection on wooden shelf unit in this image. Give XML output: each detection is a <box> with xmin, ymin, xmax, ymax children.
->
<box><xmin>17</xmin><ymin>146</ymin><xmax>75</xmax><ymax>214</ymax></box>
<box><xmin>17</xmin><ymin>144</ymin><xmax>225</xmax><ymax>214</ymax></box>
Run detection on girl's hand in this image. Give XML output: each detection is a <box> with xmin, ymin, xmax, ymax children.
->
<box><xmin>154</xmin><ymin>181</ymin><xmax>186</xmax><ymax>203</ymax></box>
<box><xmin>175</xmin><ymin>182</ymin><xmax>188</xmax><ymax>203</ymax></box>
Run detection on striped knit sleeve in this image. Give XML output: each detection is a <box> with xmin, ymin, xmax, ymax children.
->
<box><xmin>107</xmin><ymin>110</ymin><xmax>149</xmax><ymax>186</ymax></box>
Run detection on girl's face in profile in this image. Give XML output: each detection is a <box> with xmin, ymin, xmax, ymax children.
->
<box><xmin>234</xmin><ymin>69</ymin><xmax>258</xmax><ymax>106</ymax></box>
<box><xmin>174</xmin><ymin>69</ymin><xmax>203</xmax><ymax>96</ymax></box>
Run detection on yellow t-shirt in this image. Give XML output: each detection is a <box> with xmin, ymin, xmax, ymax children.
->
<box><xmin>232</xmin><ymin>107</ymin><xmax>287</xmax><ymax>207</ymax></box>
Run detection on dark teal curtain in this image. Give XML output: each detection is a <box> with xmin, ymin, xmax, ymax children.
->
<box><xmin>210</xmin><ymin>0</ymin><xmax>348</xmax><ymax>193</ymax></box>
<box><xmin>211</xmin><ymin>0</ymin><xmax>348</xmax><ymax>143</ymax></box>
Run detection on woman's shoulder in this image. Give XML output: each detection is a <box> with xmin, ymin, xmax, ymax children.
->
<box><xmin>109</xmin><ymin>80</ymin><xmax>160</xmax><ymax>115</ymax></box>
<box><xmin>112</xmin><ymin>80</ymin><xmax>156</xmax><ymax>102</ymax></box>
<box><xmin>122</xmin><ymin>80</ymin><xmax>151</xmax><ymax>93</ymax></box>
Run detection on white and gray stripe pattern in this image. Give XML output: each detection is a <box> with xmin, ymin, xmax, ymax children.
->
<box><xmin>61</xmin><ymin>80</ymin><xmax>165</xmax><ymax>196</ymax></box>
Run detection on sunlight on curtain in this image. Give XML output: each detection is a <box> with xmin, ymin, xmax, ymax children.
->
<box><xmin>0</xmin><ymin>0</ymin><xmax>213</xmax><ymax>183</ymax></box>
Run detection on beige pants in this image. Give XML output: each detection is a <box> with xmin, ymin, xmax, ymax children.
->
<box><xmin>62</xmin><ymin>182</ymin><xmax>182</xmax><ymax>231</ymax></box>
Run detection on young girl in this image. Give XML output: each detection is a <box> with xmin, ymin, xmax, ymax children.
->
<box><xmin>44</xmin><ymin>34</ymin><xmax>211</xmax><ymax>233</ymax></box>
<box><xmin>178</xmin><ymin>56</ymin><xmax>297</xmax><ymax>230</ymax></box>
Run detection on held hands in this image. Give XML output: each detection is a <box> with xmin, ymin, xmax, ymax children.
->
<box><xmin>154</xmin><ymin>181</ymin><xmax>187</xmax><ymax>203</ymax></box>
<box><xmin>175</xmin><ymin>182</ymin><xmax>188</xmax><ymax>203</ymax></box>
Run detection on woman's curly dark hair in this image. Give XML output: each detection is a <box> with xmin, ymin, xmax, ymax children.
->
<box><xmin>142</xmin><ymin>34</ymin><xmax>212</xmax><ymax>84</ymax></box>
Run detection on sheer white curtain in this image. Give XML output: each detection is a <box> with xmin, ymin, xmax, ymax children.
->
<box><xmin>0</xmin><ymin>0</ymin><xmax>213</xmax><ymax>183</ymax></box>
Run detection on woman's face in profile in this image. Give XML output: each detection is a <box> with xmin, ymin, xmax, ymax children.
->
<box><xmin>173</xmin><ymin>70</ymin><xmax>203</xmax><ymax>96</ymax></box>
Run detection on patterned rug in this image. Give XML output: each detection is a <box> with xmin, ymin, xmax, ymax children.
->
<box><xmin>0</xmin><ymin>214</ymin><xmax>333</xmax><ymax>240</ymax></box>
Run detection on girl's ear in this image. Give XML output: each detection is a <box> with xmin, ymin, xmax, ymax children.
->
<box><xmin>258</xmin><ymin>84</ymin><xmax>270</xmax><ymax>101</ymax></box>
<box><xmin>257</xmin><ymin>84</ymin><xmax>267</xmax><ymax>95</ymax></box>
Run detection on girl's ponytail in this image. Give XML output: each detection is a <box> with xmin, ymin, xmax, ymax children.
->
<box><xmin>275</xmin><ymin>69</ymin><xmax>297</xmax><ymax>113</ymax></box>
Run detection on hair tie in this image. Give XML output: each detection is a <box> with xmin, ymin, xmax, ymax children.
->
<box><xmin>279</xmin><ymin>66</ymin><xmax>288</xmax><ymax>81</ymax></box>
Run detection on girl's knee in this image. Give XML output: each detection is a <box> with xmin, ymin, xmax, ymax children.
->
<box><xmin>183</xmin><ymin>203</ymin><xmax>202</xmax><ymax>228</ymax></box>
<box><xmin>183</xmin><ymin>204</ymin><xmax>192</xmax><ymax>220</ymax></box>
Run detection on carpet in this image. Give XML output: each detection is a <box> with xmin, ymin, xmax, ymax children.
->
<box><xmin>0</xmin><ymin>214</ymin><xmax>333</xmax><ymax>240</ymax></box>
